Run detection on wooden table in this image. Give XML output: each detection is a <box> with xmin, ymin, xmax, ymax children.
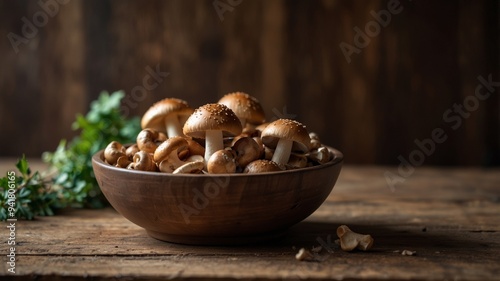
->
<box><xmin>1</xmin><ymin>161</ymin><xmax>499</xmax><ymax>280</ymax></box>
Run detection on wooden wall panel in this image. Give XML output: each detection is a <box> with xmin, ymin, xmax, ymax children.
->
<box><xmin>0</xmin><ymin>0</ymin><xmax>498</xmax><ymax>166</ymax></box>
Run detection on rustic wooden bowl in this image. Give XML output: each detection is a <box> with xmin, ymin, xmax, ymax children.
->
<box><xmin>92</xmin><ymin>147</ymin><xmax>343</xmax><ymax>245</ymax></box>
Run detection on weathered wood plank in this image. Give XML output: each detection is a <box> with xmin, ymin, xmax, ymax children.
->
<box><xmin>1</xmin><ymin>165</ymin><xmax>499</xmax><ymax>280</ymax></box>
<box><xmin>9</xmin><ymin>253</ymin><xmax>500</xmax><ymax>281</ymax></box>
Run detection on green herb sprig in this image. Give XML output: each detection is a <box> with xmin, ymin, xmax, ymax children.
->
<box><xmin>43</xmin><ymin>90</ymin><xmax>141</xmax><ymax>208</ymax></box>
<box><xmin>0</xmin><ymin>90</ymin><xmax>141</xmax><ymax>220</ymax></box>
<box><xmin>0</xmin><ymin>156</ymin><xmax>59</xmax><ymax>220</ymax></box>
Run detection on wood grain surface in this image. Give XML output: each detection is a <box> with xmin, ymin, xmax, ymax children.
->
<box><xmin>1</xmin><ymin>164</ymin><xmax>498</xmax><ymax>280</ymax></box>
<box><xmin>0</xmin><ymin>0</ymin><xmax>498</xmax><ymax>166</ymax></box>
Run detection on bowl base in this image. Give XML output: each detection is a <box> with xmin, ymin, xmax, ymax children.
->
<box><xmin>146</xmin><ymin>229</ymin><xmax>288</xmax><ymax>246</ymax></box>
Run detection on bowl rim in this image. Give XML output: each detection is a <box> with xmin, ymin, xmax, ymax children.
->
<box><xmin>92</xmin><ymin>145</ymin><xmax>343</xmax><ymax>178</ymax></box>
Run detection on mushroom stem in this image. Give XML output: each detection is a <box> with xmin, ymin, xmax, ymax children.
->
<box><xmin>158</xmin><ymin>150</ymin><xmax>185</xmax><ymax>173</ymax></box>
<box><xmin>204</xmin><ymin>130</ymin><xmax>224</xmax><ymax>163</ymax></box>
<box><xmin>164</xmin><ymin>113</ymin><xmax>183</xmax><ymax>138</ymax></box>
<box><xmin>271</xmin><ymin>138</ymin><xmax>293</xmax><ymax>165</ymax></box>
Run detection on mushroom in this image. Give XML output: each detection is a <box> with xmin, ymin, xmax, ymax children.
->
<box><xmin>231</xmin><ymin>137</ymin><xmax>261</xmax><ymax>168</ymax></box>
<box><xmin>185</xmin><ymin>155</ymin><xmax>204</xmax><ymax>163</ymax></box>
<box><xmin>129</xmin><ymin>151</ymin><xmax>157</xmax><ymax>171</ymax></box>
<box><xmin>253</xmin><ymin>136</ymin><xmax>265</xmax><ymax>159</ymax></box>
<box><xmin>308</xmin><ymin>146</ymin><xmax>331</xmax><ymax>164</ymax></box>
<box><xmin>337</xmin><ymin>225</ymin><xmax>374</xmax><ymax>251</ymax></box>
<box><xmin>263</xmin><ymin>146</ymin><xmax>274</xmax><ymax>160</ymax></box>
<box><xmin>125</xmin><ymin>144</ymin><xmax>140</xmax><ymax>159</ymax></box>
<box><xmin>183</xmin><ymin>103</ymin><xmax>242</xmax><ymax>164</ymax></box>
<box><xmin>286</xmin><ymin>154</ymin><xmax>308</xmax><ymax>169</ymax></box>
<box><xmin>116</xmin><ymin>155</ymin><xmax>132</xmax><ymax>168</ymax></box>
<box><xmin>172</xmin><ymin>160</ymin><xmax>204</xmax><ymax>174</ymax></box>
<box><xmin>295</xmin><ymin>248</ymin><xmax>314</xmax><ymax>261</ymax></box>
<box><xmin>186</xmin><ymin>138</ymin><xmax>205</xmax><ymax>157</ymax></box>
<box><xmin>207</xmin><ymin>149</ymin><xmax>237</xmax><ymax>174</ymax></box>
<box><xmin>218</xmin><ymin>92</ymin><xmax>266</xmax><ymax>132</ymax></box>
<box><xmin>104</xmin><ymin>141</ymin><xmax>126</xmax><ymax>165</ymax></box>
<box><xmin>158</xmin><ymin>155</ymin><xmax>204</xmax><ymax>173</ymax></box>
<box><xmin>309</xmin><ymin>132</ymin><xmax>322</xmax><ymax>150</ymax></box>
<box><xmin>136</xmin><ymin>128</ymin><xmax>167</xmax><ymax>154</ymax></box>
<box><xmin>255</xmin><ymin>122</ymin><xmax>270</xmax><ymax>136</ymax></box>
<box><xmin>243</xmin><ymin>159</ymin><xmax>282</xmax><ymax>173</ymax></box>
<box><xmin>261</xmin><ymin>119</ymin><xmax>311</xmax><ymax>166</ymax></box>
<box><xmin>309</xmin><ymin>132</ymin><xmax>320</xmax><ymax>140</ymax></box>
<box><xmin>154</xmin><ymin>136</ymin><xmax>190</xmax><ymax>173</ymax></box>
<box><xmin>141</xmin><ymin>98</ymin><xmax>194</xmax><ymax>138</ymax></box>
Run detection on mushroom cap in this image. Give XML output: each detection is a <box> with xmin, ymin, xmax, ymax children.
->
<box><xmin>244</xmin><ymin>159</ymin><xmax>282</xmax><ymax>173</ymax></box>
<box><xmin>183</xmin><ymin>103</ymin><xmax>242</xmax><ymax>139</ymax></box>
<box><xmin>218</xmin><ymin>92</ymin><xmax>266</xmax><ymax>125</ymax></box>
<box><xmin>153</xmin><ymin>136</ymin><xmax>189</xmax><ymax>163</ymax></box>
<box><xmin>261</xmin><ymin>119</ymin><xmax>311</xmax><ymax>153</ymax></box>
<box><xmin>104</xmin><ymin>141</ymin><xmax>126</xmax><ymax>165</ymax></box>
<box><xmin>232</xmin><ymin>137</ymin><xmax>261</xmax><ymax>168</ymax></box>
<box><xmin>141</xmin><ymin>98</ymin><xmax>194</xmax><ymax>132</ymax></box>
<box><xmin>207</xmin><ymin>149</ymin><xmax>237</xmax><ymax>174</ymax></box>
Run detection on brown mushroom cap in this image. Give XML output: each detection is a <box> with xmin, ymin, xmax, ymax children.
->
<box><xmin>153</xmin><ymin>136</ymin><xmax>189</xmax><ymax>163</ymax></box>
<box><xmin>244</xmin><ymin>159</ymin><xmax>282</xmax><ymax>173</ymax></box>
<box><xmin>218</xmin><ymin>92</ymin><xmax>266</xmax><ymax>126</ymax></box>
<box><xmin>104</xmin><ymin>141</ymin><xmax>126</xmax><ymax>165</ymax></box>
<box><xmin>131</xmin><ymin>151</ymin><xmax>157</xmax><ymax>171</ymax></box>
<box><xmin>141</xmin><ymin>98</ymin><xmax>194</xmax><ymax>133</ymax></box>
<box><xmin>183</xmin><ymin>103</ymin><xmax>242</xmax><ymax>138</ymax></box>
<box><xmin>260</xmin><ymin>119</ymin><xmax>311</xmax><ymax>153</ymax></box>
<box><xmin>136</xmin><ymin>128</ymin><xmax>166</xmax><ymax>154</ymax></box>
<box><xmin>183</xmin><ymin>103</ymin><xmax>243</xmax><ymax>164</ymax></box>
<box><xmin>207</xmin><ymin>149</ymin><xmax>237</xmax><ymax>174</ymax></box>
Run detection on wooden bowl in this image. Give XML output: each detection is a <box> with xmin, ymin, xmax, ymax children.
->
<box><xmin>92</xmin><ymin>147</ymin><xmax>343</xmax><ymax>245</ymax></box>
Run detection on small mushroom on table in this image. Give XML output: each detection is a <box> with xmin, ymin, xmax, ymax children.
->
<box><xmin>261</xmin><ymin>119</ymin><xmax>311</xmax><ymax>168</ymax></box>
<box><xmin>337</xmin><ymin>225</ymin><xmax>374</xmax><ymax>251</ymax></box>
<box><xmin>183</xmin><ymin>103</ymin><xmax>242</xmax><ymax>164</ymax></box>
<box><xmin>141</xmin><ymin>98</ymin><xmax>194</xmax><ymax>138</ymax></box>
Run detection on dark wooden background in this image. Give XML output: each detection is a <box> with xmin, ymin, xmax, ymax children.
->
<box><xmin>0</xmin><ymin>0</ymin><xmax>498</xmax><ymax>165</ymax></box>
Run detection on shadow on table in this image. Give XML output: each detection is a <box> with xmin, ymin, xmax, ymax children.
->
<box><xmin>275</xmin><ymin>221</ymin><xmax>492</xmax><ymax>254</ymax></box>
<box><xmin>143</xmin><ymin>220</ymin><xmax>493</xmax><ymax>256</ymax></box>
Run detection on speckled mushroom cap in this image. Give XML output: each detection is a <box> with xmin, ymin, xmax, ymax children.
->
<box><xmin>261</xmin><ymin>119</ymin><xmax>311</xmax><ymax>153</ymax></box>
<box><xmin>183</xmin><ymin>103</ymin><xmax>242</xmax><ymax>138</ymax></box>
<box><xmin>218</xmin><ymin>92</ymin><xmax>266</xmax><ymax>125</ymax></box>
<box><xmin>141</xmin><ymin>98</ymin><xmax>194</xmax><ymax>131</ymax></box>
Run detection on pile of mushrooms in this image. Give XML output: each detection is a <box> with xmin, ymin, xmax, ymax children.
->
<box><xmin>103</xmin><ymin>92</ymin><xmax>332</xmax><ymax>174</ymax></box>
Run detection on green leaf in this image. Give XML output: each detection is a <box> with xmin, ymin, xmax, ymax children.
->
<box><xmin>16</xmin><ymin>155</ymin><xmax>30</xmax><ymax>176</ymax></box>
